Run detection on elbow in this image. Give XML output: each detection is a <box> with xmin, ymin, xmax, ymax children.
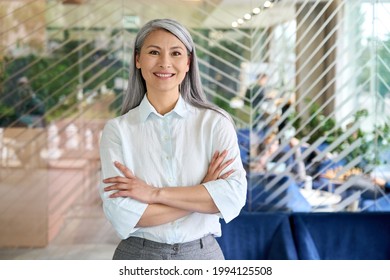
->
<box><xmin>102</xmin><ymin>200</ymin><xmax>143</xmax><ymax>239</ymax></box>
<box><xmin>222</xmin><ymin>181</ymin><xmax>247</xmax><ymax>222</ymax></box>
<box><xmin>208</xmin><ymin>203</ymin><xmax>220</xmax><ymax>214</ymax></box>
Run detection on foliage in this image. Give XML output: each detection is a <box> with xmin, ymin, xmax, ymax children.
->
<box><xmin>291</xmin><ymin>101</ymin><xmax>343</xmax><ymax>144</ymax></box>
<box><xmin>1</xmin><ymin>36</ymin><xmax>124</xmax><ymax>123</ymax></box>
<box><xmin>291</xmin><ymin>100</ymin><xmax>390</xmax><ymax>167</ymax></box>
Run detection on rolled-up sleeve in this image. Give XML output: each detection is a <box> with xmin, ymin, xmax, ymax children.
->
<box><xmin>99</xmin><ymin>119</ymin><xmax>147</xmax><ymax>239</ymax></box>
<box><xmin>202</xmin><ymin>116</ymin><xmax>247</xmax><ymax>223</ymax></box>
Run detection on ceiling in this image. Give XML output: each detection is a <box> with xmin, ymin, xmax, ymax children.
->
<box><xmin>48</xmin><ymin>0</ymin><xmax>298</xmax><ymax>29</ymax></box>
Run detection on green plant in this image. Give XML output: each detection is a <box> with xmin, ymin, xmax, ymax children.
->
<box><xmin>291</xmin><ymin>101</ymin><xmax>389</xmax><ymax>167</ymax></box>
<box><xmin>2</xmin><ymin>36</ymin><xmax>124</xmax><ymax>123</ymax></box>
<box><xmin>291</xmin><ymin>101</ymin><xmax>343</xmax><ymax>144</ymax></box>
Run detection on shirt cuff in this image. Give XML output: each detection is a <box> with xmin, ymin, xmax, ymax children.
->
<box><xmin>202</xmin><ymin>178</ymin><xmax>246</xmax><ymax>223</ymax></box>
<box><xmin>102</xmin><ymin>198</ymin><xmax>148</xmax><ymax>239</ymax></box>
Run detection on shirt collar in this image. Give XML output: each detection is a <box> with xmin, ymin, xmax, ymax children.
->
<box><xmin>139</xmin><ymin>94</ymin><xmax>190</xmax><ymax>122</ymax></box>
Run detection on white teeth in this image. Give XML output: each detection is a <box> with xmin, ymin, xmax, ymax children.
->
<box><xmin>155</xmin><ymin>73</ymin><xmax>173</xmax><ymax>78</ymax></box>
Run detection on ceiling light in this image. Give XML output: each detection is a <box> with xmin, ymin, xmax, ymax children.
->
<box><xmin>237</xmin><ymin>18</ymin><xmax>244</xmax><ymax>25</ymax></box>
<box><xmin>232</xmin><ymin>21</ymin><xmax>238</xmax><ymax>28</ymax></box>
<box><xmin>244</xmin><ymin>13</ymin><xmax>252</xmax><ymax>20</ymax></box>
<box><xmin>252</xmin><ymin>7</ymin><xmax>261</xmax><ymax>14</ymax></box>
<box><xmin>264</xmin><ymin>1</ymin><xmax>272</xmax><ymax>8</ymax></box>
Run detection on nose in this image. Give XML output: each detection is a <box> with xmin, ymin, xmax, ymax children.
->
<box><xmin>159</xmin><ymin>53</ymin><xmax>171</xmax><ymax>68</ymax></box>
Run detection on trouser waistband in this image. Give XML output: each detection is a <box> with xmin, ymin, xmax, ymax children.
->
<box><xmin>127</xmin><ymin>235</ymin><xmax>215</xmax><ymax>251</ymax></box>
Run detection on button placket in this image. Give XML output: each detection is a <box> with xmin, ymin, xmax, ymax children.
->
<box><xmin>161</xmin><ymin>117</ymin><xmax>175</xmax><ymax>185</ymax></box>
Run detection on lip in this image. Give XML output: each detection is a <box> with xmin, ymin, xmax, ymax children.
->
<box><xmin>154</xmin><ymin>72</ymin><xmax>175</xmax><ymax>78</ymax></box>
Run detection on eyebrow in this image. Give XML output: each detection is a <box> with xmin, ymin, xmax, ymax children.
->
<box><xmin>145</xmin><ymin>45</ymin><xmax>185</xmax><ymax>51</ymax></box>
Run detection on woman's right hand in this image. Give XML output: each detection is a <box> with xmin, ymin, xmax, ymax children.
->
<box><xmin>202</xmin><ymin>150</ymin><xmax>235</xmax><ymax>183</ymax></box>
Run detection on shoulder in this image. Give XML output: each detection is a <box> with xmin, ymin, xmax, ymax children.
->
<box><xmin>193</xmin><ymin>107</ymin><xmax>236</xmax><ymax>137</ymax></box>
<box><xmin>191</xmin><ymin>105</ymin><xmax>232</xmax><ymax>124</ymax></box>
<box><xmin>105</xmin><ymin>107</ymin><xmax>140</xmax><ymax>126</ymax></box>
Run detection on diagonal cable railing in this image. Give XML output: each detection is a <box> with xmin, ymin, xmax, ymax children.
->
<box><xmin>0</xmin><ymin>0</ymin><xmax>41</xmax><ymax>20</ymax></box>
<box><xmin>0</xmin><ymin>49</ymin><xmax>124</xmax><ymax>208</ymax></box>
<box><xmin>260</xmin><ymin>0</ymin><xmax>360</xmax><ymax>140</ymax></box>
<box><xmin>248</xmin><ymin>0</ymin><xmax>334</xmax><ymax>119</ymax></box>
<box><xmin>0</xmin><ymin>1</ymin><xmax>122</xmax><ymax>105</ymax></box>
<box><xmin>0</xmin><ymin>0</ymin><xmax>121</xmax><ymax>117</ymax></box>
<box><xmin>0</xmin><ymin>66</ymin><xmax>126</xmax><ymax>251</ymax></box>
<box><xmin>1</xmin><ymin>1</ymin><xmax>390</xmax><ymax>255</ymax></box>
<box><xmin>0</xmin><ymin>2</ymin><xmax>129</xmax><ymax>234</ymax></box>
<box><xmin>0</xmin><ymin>0</ymin><xmax>57</xmax><ymax>38</ymax></box>
<box><xmin>0</xmin><ymin>0</ymin><xmax>118</xmax><ymax>85</ymax></box>
<box><xmin>245</xmin><ymin>0</ymin><xmax>388</xmax><ymax>210</ymax></box>
<box><xmin>1</xmin><ymin>40</ymin><xmax>124</xmax><ymax>168</ymax></box>
<box><xmin>1</xmin><ymin>1</ymin><xmax>254</xmax><ymax>249</ymax></box>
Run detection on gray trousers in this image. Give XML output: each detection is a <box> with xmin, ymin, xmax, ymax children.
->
<box><xmin>112</xmin><ymin>235</ymin><xmax>225</xmax><ymax>260</ymax></box>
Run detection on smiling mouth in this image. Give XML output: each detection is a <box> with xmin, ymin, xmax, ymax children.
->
<box><xmin>154</xmin><ymin>73</ymin><xmax>175</xmax><ymax>78</ymax></box>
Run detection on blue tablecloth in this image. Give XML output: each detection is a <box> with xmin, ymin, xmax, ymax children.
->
<box><xmin>217</xmin><ymin>212</ymin><xmax>298</xmax><ymax>260</ymax></box>
<box><xmin>217</xmin><ymin>212</ymin><xmax>390</xmax><ymax>260</ymax></box>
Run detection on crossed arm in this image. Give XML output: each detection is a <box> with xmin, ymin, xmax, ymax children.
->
<box><xmin>102</xmin><ymin>150</ymin><xmax>234</xmax><ymax>228</ymax></box>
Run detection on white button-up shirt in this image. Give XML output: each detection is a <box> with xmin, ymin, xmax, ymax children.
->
<box><xmin>99</xmin><ymin>95</ymin><xmax>247</xmax><ymax>244</ymax></box>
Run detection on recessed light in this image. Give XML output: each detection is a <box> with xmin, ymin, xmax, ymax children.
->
<box><xmin>264</xmin><ymin>1</ymin><xmax>272</xmax><ymax>8</ymax></box>
<box><xmin>253</xmin><ymin>7</ymin><xmax>261</xmax><ymax>14</ymax></box>
<box><xmin>244</xmin><ymin>13</ymin><xmax>252</xmax><ymax>20</ymax></box>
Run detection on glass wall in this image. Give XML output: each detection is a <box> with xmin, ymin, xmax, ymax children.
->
<box><xmin>0</xmin><ymin>0</ymin><xmax>389</xmax><ymax>249</ymax></box>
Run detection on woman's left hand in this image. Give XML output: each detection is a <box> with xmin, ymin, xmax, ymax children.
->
<box><xmin>202</xmin><ymin>150</ymin><xmax>235</xmax><ymax>183</ymax></box>
<box><xmin>103</xmin><ymin>161</ymin><xmax>158</xmax><ymax>203</ymax></box>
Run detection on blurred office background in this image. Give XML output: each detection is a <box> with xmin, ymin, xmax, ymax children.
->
<box><xmin>0</xmin><ymin>0</ymin><xmax>389</xmax><ymax>259</ymax></box>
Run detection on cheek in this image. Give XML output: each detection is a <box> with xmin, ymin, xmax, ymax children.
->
<box><xmin>179</xmin><ymin>61</ymin><xmax>190</xmax><ymax>73</ymax></box>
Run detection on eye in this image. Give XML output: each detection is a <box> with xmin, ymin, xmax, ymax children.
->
<box><xmin>172</xmin><ymin>51</ymin><xmax>182</xmax><ymax>57</ymax></box>
<box><xmin>149</xmin><ymin>50</ymin><xmax>159</xmax><ymax>55</ymax></box>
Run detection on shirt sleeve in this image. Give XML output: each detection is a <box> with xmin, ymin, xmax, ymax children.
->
<box><xmin>98</xmin><ymin>119</ymin><xmax>148</xmax><ymax>239</ymax></box>
<box><xmin>202</xmin><ymin>115</ymin><xmax>247</xmax><ymax>223</ymax></box>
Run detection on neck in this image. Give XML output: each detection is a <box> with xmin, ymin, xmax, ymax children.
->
<box><xmin>146</xmin><ymin>90</ymin><xmax>180</xmax><ymax>115</ymax></box>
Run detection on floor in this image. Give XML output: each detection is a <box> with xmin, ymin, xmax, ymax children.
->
<box><xmin>0</xmin><ymin>197</ymin><xmax>121</xmax><ymax>260</ymax></box>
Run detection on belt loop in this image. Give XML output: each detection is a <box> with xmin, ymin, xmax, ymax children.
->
<box><xmin>200</xmin><ymin>238</ymin><xmax>203</xmax><ymax>249</ymax></box>
<box><xmin>142</xmin><ymin>238</ymin><xmax>146</xmax><ymax>247</ymax></box>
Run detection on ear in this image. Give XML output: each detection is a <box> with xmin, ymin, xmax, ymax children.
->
<box><xmin>135</xmin><ymin>53</ymin><xmax>141</xmax><ymax>69</ymax></box>
<box><xmin>186</xmin><ymin>54</ymin><xmax>191</xmax><ymax>72</ymax></box>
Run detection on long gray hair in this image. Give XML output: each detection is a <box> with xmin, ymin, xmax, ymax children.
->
<box><xmin>121</xmin><ymin>18</ymin><xmax>228</xmax><ymax>118</ymax></box>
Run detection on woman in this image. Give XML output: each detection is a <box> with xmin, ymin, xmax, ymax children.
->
<box><xmin>99</xmin><ymin>18</ymin><xmax>247</xmax><ymax>260</ymax></box>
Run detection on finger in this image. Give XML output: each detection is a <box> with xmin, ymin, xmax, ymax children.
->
<box><xmin>104</xmin><ymin>183</ymin><xmax>129</xmax><ymax>192</ymax></box>
<box><xmin>210</xmin><ymin>150</ymin><xmax>228</xmax><ymax>170</ymax></box>
<box><xmin>114</xmin><ymin>161</ymin><xmax>135</xmax><ymax>178</ymax></box>
<box><xmin>208</xmin><ymin>151</ymin><xmax>220</xmax><ymax>171</ymax></box>
<box><xmin>215</xmin><ymin>158</ymin><xmax>235</xmax><ymax>174</ymax></box>
<box><xmin>219</xmin><ymin>169</ymin><xmax>235</xmax><ymax>179</ymax></box>
<box><xmin>109</xmin><ymin>190</ymin><xmax>132</xmax><ymax>198</ymax></box>
<box><xmin>212</xmin><ymin>151</ymin><xmax>219</xmax><ymax>161</ymax></box>
<box><xmin>103</xmin><ymin>176</ymin><xmax>129</xmax><ymax>184</ymax></box>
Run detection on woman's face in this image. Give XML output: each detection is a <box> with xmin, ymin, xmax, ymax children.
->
<box><xmin>136</xmin><ymin>29</ymin><xmax>190</xmax><ymax>96</ymax></box>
